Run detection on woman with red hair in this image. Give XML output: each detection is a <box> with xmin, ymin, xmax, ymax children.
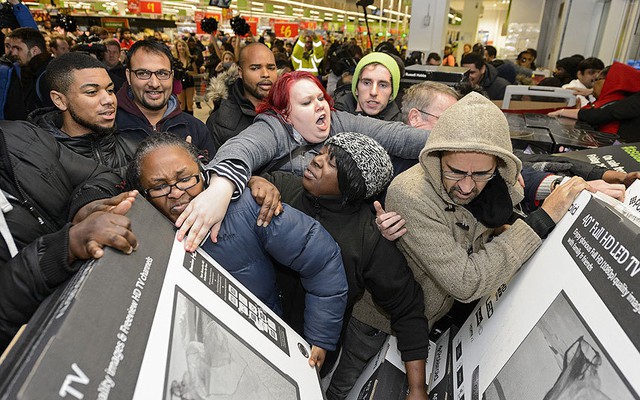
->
<box><xmin>549</xmin><ymin>62</ymin><xmax>640</xmax><ymax>142</ymax></box>
<box><xmin>173</xmin><ymin>70</ymin><xmax>428</xmax><ymax>252</ymax></box>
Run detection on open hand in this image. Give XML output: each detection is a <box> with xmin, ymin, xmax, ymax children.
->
<box><xmin>72</xmin><ymin>191</ymin><xmax>138</xmax><ymax>224</ymax></box>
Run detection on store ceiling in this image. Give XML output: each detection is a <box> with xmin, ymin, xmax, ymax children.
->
<box><xmin>449</xmin><ymin>0</ymin><xmax>510</xmax><ymax>13</ymax></box>
<box><xmin>40</xmin><ymin>0</ymin><xmax>412</xmax><ymax>22</ymax></box>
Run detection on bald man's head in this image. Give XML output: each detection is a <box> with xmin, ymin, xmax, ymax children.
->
<box><xmin>238</xmin><ymin>42</ymin><xmax>277</xmax><ymax>107</ymax></box>
<box><xmin>238</xmin><ymin>42</ymin><xmax>274</xmax><ymax>68</ymax></box>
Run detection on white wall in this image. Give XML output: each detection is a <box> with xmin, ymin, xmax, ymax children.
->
<box><xmin>596</xmin><ymin>0</ymin><xmax>632</xmax><ymax>63</ymax></box>
<box><xmin>509</xmin><ymin>0</ymin><xmax>545</xmax><ymax>24</ymax></box>
<box><xmin>559</xmin><ymin>0</ymin><xmax>605</xmax><ymax>58</ymax></box>
<box><xmin>407</xmin><ymin>0</ymin><xmax>451</xmax><ymax>56</ymax></box>
<box><xmin>477</xmin><ymin>8</ymin><xmax>508</xmax><ymax>56</ymax></box>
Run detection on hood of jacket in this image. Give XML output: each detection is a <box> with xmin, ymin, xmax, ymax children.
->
<box><xmin>481</xmin><ymin>62</ymin><xmax>501</xmax><ymax>88</ymax></box>
<box><xmin>27</xmin><ymin>107</ymin><xmax>134</xmax><ymax>171</ymax></box>
<box><xmin>419</xmin><ymin>92</ymin><xmax>523</xmax><ymax>206</ymax></box>
<box><xmin>27</xmin><ymin>107</ymin><xmax>66</xmax><ymax>137</ymax></box>
<box><xmin>205</xmin><ymin>64</ymin><xmax>240</xmax><ymax>104</ymax></box>
<box><xmin>592</xmin><ymin>61</ymin><xmax>640</xmax><ymax>108</ymax></box>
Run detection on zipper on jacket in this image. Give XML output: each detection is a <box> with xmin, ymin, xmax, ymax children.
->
<box><xmin>92</xmin><ymin>138</ymin><xmax>105</xmax><ymax>165</ymax></box>
<box><xmin>22</xmin><ymin>199</ymin><xmax>45</xmax><ymax>226</ymax></box>
<box><xmin>0</xmin><ymin>132</ymin><xmax>55</xmax><ymax>231</ymax></box>
<box><xmin>312</xmin><ymin>197</ymin><xmax>322</xmax><ymax>220</ymax></box>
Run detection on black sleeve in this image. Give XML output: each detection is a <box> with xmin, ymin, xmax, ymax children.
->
<box><xmin>578</xmin><ymin>94</ymin><xmax>640</xmax><ymax>126</ymax></box>
<box><xmin>364</xmin><ymin>236</ymin><xmax>430</xmax><ymax>361</ymax></box>
<box><xmin>523</xmin><ymin>208</ymin><xmax>556</xmax><ymax>239</ymax></box>
<box><xmin>0</xmin><ymin>224</ymin><xmax>81</xmax><ymax>351</ymax></box>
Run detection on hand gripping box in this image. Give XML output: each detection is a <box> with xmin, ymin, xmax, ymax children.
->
<box><xmin>451</xmin><ymin>191</ymin><xmax>640</xmax><ymax>400</ymax></box>
<box><xmin>0</xmin><ymin>198</ymin><xmax>323</xmax><ymax>400</ymax></box>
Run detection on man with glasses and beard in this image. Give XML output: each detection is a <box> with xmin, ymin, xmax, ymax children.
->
<box><xmin>116</xmin><ymin>40</ymin><xmax>216</xmax><ymax>159</ymax></box>
<box><xmin>28</xmin><ymin>52</ymin><xmax>135</xmax><ymax>176</ymax></box>
<box><xmin>384</xmin><ymin>92</ymin><xmax>592</xmax><ymax>327</ymax></box>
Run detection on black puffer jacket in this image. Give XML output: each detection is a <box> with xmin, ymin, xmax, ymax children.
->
<box><xmin>205</xmin><ymin>69</ymin><xmax>256</xmax><ymax>149</ymax></box>
<box><xmin>28</xmin><ymin>107</ymin><xmax>137</xmax><ymax>177</ymax></box>
<box><xmin>0</xmin><ymin>120</ymin><xmax>122</xmax><ymax>351</ymax></box>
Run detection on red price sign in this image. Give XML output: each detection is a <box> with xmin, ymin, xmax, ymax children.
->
<box><xmin>247</xmin><ymin>21</ymin><xmax>258</xmax><ymax>36</ymax></box>
<box><xmin>127</xmin><ymin>0</ymin><xmax>140</xmax><ymax>14</ymax></box>
<box><xmin>139</xmin><ymin>1</ymin><xmax>162</xmax><ymax>14</ymax></box>
<box><xmin>274</xmin><ymin>23</ymin><xmax>298</xmax><ymax>38</ymax></box>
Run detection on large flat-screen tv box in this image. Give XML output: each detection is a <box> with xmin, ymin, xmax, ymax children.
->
<box><xmin>0</xmin><ymin>198</ymin><xmax>323</xmax><ymax>400</ymax></box>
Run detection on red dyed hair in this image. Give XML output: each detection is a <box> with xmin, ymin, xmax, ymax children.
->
<box><xmin>256</xmin><ymin>71</ymin><xmax>334</xmax><ymax>118</ymax></box>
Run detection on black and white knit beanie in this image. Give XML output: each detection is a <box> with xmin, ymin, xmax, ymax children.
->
<box><xmin>325</xmin><ymin>132</ymin><xmax>393</xmax><ymax>199</ymax></box>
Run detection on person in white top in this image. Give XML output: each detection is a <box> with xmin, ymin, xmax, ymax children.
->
<box><xmin>562</xmin><ymin>57</ymin><xmax>605</xmax><ymax>107</ymax></box>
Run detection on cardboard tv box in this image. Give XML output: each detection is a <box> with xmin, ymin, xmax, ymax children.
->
<box><xmin>0</xmin><ymin>198</ymin><xmax>323</xmax><ymax>400</ymax></box>
<box><xmin>451</xmin><ymin>191</ymin><xmax>640</xmax><ymax>400</ymax></box>
<box><xmin>345</xmin><ymin>333</ymin><xmax>444</xmax><ymax>400</ymax></box>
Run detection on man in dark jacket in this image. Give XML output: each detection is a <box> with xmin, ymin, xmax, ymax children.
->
<box><xmin>0</xmin><ymin>119</ymin><xmax>138</xmax><ymax>352</ymax></box>
<box><xmin>461</xmin><ymin>52</ymin><xmax>509</xmax><ymax>100</ymax></box>
<box><xmin>29</xmin><ymin>52</ymin><xmax>136</xmax><ymax>177</ymax></box>
<box><xmin>126</xmin><ymin>132</ymin><xmax>348</xmax><ymax>370</ymax></box>
<box><xmin>205</xmin><ymin>43</ymin><xmax>277</xmax><ymax>149</ymax></box>
<box><xmin>4</xmin><ymin>28</ymin><xmax>53</xmax><ymax>120</ymax></box>
<box><xmin>103</xmin><ymin>38</ymin><xmax>127</xmax><ymax>92</ymax></box>
<box><xmin>333</xmin><ymin>52</ymin><xmax>402</xmax><ymax>122</ymax></box>
<box><xmin>250</xmin><ymin>133</ymin><xmax>430</xmax><ymax>400</ymax></box>
<box><xmin>116</xmin><ymin>40</ymin><xmax>216</xmax><ymax>159</ymax></box>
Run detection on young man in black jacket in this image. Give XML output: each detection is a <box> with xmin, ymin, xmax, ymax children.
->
<box><xmin>249</xmin><ymin>132</ymin><xmax>429</xmax><ymax>400</ymax></box>
<box><xmin>29</xmin><ymin>52</ymin><xmax>136</xmax><ymax>177</ymax></box>
<box><xmin>0</xmin><ymin>120</ymin><xmax>138</xmax><ymax>352</ymax></box>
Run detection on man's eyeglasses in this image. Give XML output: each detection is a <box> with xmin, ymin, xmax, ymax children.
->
<box><xmin>520</xmin><ymin>57</ymin><xmax>533</xmax><ymax>63</ymax></box>
<box><xmin>130</xmin><ymin>69</ymin><xmax>173</xmax><ymax>80</ymax></box>
<box><xmin>417</xmin><ymin>109</ymin><xmax>440</xmax><ymax>119</ymax></box>
<box><xmin>144</xmin><ymin>174</ymin><xmax>201</xmax><ymax>198</ymax></box>
<box><xmin>442</xmin><ymin>170</ymin><xmax>496</xmax><ymax>182</ymax></box>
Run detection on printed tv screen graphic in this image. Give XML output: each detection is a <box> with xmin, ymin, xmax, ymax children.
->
<box><xmin>164</xmin><ymin>289</ymin><xmax>299</xmax><ymax>400</ymax></box>
<box><xmin>483</xmin><ymin>292</ymin><xmax>636</xmax><ymax>400</ymax></box>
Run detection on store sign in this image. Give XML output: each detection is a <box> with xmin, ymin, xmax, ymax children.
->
<box><xmin>299</xmin><ymin>21</ymin><xmax>316</xmax><ymax>30</ymax></box>
<box><xmin>246</xmin><ymin>16</ymin><xmax>258</xmax><ymax>36</ymax></box>
<box><xmin>127</xmin><ymin>0</ymin><xmax>140</xmax><ymax>14</ymax></box>
<box><xmin>139</xmin><ymin>0</ymin><xmax>162</xmax><ymax>14</ymax></box>
<box><xmin>274</xmin><ymin>22</ymin><xmax>298</xmax><ymax>38</ymax></box>
<box><xmin>102</xmin><ymin>17</ymin><xmax>129</xmax><ymax>31</ymax></box>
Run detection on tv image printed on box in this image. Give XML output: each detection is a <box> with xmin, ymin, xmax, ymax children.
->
<box><xmin>451</xmin><ymin>191</ymin><xmax>640</xmax><ymax>400</ymax></box>
<box><xmin>0</xmin><ymin>198</ymin><xmax>323</xmax><ymax>399</ymax></box>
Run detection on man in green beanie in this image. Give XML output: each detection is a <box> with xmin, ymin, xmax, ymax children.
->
<box><xmin>334</xmin><ymin>51</ymin><xmax>403</xmax><ymax>121</ymax></box>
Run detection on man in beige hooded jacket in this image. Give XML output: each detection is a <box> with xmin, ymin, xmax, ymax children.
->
<box><xmin>386</xmin><ymin>92</ymin><xmax>592</xmax><ymax>324</ymax></box>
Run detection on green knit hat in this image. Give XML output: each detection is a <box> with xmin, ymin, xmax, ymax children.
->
<box><xmin>351</xmin><ymin>52</ymin><xmax>401</xmax><ymax>101</ymax></box>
